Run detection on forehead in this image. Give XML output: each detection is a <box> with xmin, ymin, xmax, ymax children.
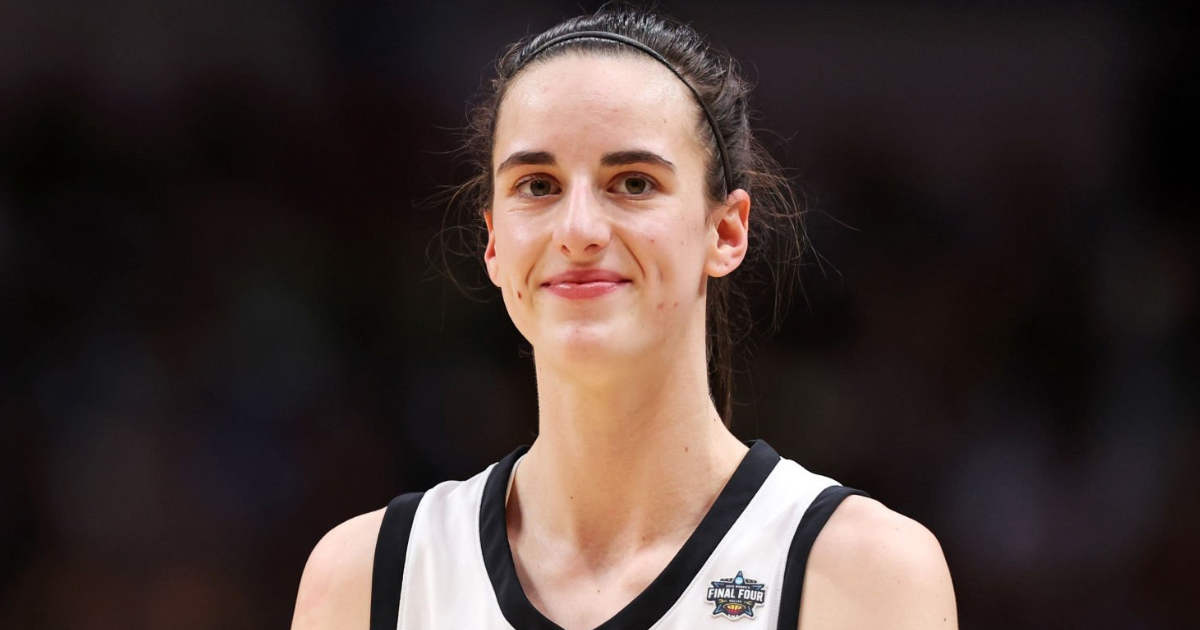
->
<box><xmin>494</xmin><ymin>53</ymin><xmax>703</xmax><ymax>164</ymax></box>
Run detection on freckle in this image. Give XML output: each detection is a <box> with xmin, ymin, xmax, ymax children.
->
<box><xmin>517</xmin><ymin>290</ymin><xmax>522</xmax><ymax>299</ymax></box>
<box><xmin>673</xmin><ymin>301</ymin><xmax>679</xmax><ymax>309</ymax></box>
<box><xmin>684</xmin><ymin>446</ymin><xmax>689</xmax><ymax>453</ymax></box>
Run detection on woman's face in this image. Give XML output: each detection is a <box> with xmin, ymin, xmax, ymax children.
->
<box><xmin>485</xmin><ymin>53</ymin><xmax>748</xmax><ymax>370</ymax></box>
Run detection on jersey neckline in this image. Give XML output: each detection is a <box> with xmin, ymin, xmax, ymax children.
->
<box><xmin>478</xmin><ymin>440</ymin><xmax>782</xmax><ymax>630</ymax></box>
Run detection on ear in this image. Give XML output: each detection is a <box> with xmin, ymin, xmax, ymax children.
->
<box><xmin>705</xmin><ymin>189</ymin><xmax>751</xmax><ymax>278</ymax></box>
<box><xmin>484</xmin><ymin>210</ymin><xmax>502</xmax><ymax>287</ymax></box>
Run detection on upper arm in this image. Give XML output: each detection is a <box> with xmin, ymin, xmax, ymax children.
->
<box><xmin>291</xmin><ymin>508</ymin><xmax>386</xmax><ymax>630</ymax></box>
<box><xmin>798</xmin><ymin>495</ymin><xmax>957</xmax><ymax>630</ymax></box>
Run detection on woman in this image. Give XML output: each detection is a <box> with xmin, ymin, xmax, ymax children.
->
<box><xmin>293</xmin><ymin>8</ymin><xmax>956</xmax><ymax>630</ymax></box>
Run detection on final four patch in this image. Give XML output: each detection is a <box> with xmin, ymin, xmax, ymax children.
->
<box><xmin>705</xmin><ymin>571</ymin><xmax>767</xmax><ymax>620</ymax></box>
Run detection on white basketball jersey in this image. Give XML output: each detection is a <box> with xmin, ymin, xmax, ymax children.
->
<box><xmin>369</xmin><ymin>441</ymin><xmax>865</xmax><ymax>630</ymax></box>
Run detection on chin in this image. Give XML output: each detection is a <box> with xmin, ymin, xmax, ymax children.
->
<box><xmin>536</xmin><ymin>320</ymin><xmax>646</xmax><ymax>367</ymax></box>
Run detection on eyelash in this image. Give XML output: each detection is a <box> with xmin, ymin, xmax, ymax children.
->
<box><xmin>612</xmin><ymin>173</ymin><xmax>657</xmax><ymax>196</ymax></box>
<box><xmin>512</xmin><ymin>173</ymin><xmax>658</xmax><ymax>198</ymax></box>
<box><xmin>514</xmin><ymin>175</ymin><xmax>561</xmax><ymax>198</ymax></box>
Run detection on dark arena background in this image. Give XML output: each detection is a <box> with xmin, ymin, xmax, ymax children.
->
<box><xmin>1</xmin><ymin>1</ymin><xmax>1196</xmax><ymax>628</ymax></box>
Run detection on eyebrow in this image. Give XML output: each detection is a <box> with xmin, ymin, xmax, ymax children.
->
<box><xmin>601</xmin><ymin>150</ymin><xmax>675</xmax><ymax>172</ymax></box>
<box><xmin>494</xmin><ymin>149</ymin><xmax>676</xmax><ymax>176</ymax></box>
<box><xmin>495</xmin><ymin>151</ymin><xmax>555</xmax><ymax>176</ymax></box>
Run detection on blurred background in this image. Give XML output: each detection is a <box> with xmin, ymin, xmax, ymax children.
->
<box><xmin>1</xmin><ymin>1</ymin><xmax>1196</xmax><ymax>628</ymax></box>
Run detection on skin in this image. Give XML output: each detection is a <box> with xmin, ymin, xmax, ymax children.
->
<box><xmin>292</xmin><ymin>53</ymin><xmax>957</xmax><ymax>630</ymax></box>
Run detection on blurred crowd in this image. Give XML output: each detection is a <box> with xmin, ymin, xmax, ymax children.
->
<box><xmin>0</xmin><ymin>1</ymin><xmax>1195</xmax><ymax>628</ymax></box>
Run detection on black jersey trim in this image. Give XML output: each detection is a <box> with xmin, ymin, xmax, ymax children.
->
<box><xmin>775</xmin><ymin>485</ymin><xmax>869</xmax><ymax>630</ymax></box>
<box><xmin>480</xmin><ymin>440</ymin><xmax>781</xmax><ymax>630</ymax></box>
<box><xmin>370</xmin><ymin>491</ymin><xmax>425</xmax><ymax>630</ymax></box>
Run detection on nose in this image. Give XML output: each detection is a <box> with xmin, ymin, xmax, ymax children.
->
<box><xmin>554</xmin><ymin>183</ymin><xmax>611</xmax><ymax>258</ymax></box>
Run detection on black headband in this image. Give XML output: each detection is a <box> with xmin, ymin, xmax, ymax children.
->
<box><xmin>520</xmin><ymin>30</ymin><xmax>735</xmax><ymax>196</ymax></box>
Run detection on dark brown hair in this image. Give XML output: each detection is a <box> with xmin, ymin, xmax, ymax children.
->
<box><xmin>445</xmin><ymin>6</ymin><xmax>806</xmax><ymax>426</ymax></box>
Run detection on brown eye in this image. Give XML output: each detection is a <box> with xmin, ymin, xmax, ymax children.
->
<box><xmin>616</xmin><ymin>175</ymin><xmax>654</xmax><ymax>195</ymax></box>
<box><xmin>517</xmin><ymin>177</ymin><xmax>560</xmax><ymax>197</ymax></box>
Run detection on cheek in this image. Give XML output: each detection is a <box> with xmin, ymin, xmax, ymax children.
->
<box><xmin>634</xmin><ymin>217</ymin><xmax>709</xmax><ymax>284</ymax></box>
<box><xmin>493</xmin><ymin>221</ymin><xmax>541</xmax><ymax>291</ymax></box>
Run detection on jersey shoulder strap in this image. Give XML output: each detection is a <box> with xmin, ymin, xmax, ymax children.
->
<box><xmin>774</xmin><ymin>485</ymin><xmax>870</xmax><ymax>630</ymax></box>
<box><xmin>369</xmin><ymin>491</ymin><xmax>426</xmax><ymax>630</ymax></box>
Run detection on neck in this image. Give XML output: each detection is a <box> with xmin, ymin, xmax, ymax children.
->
<box><xmin>512</xmin><ymin>328</ymin><xmax>747</xmax><ymax>556</ymax></box>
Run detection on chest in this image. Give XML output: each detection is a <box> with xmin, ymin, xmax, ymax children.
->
<box><xmin>510</xmin><ymin>542</ymin><xmax>682</xmax><ymax>630</ymax></box>
<box><xmin>400</xmin><ymin>493</ymin><xmax>803</xmax><ymax>629</ymax></box>
<box><xmin>383</xmin><ymin>446</ymin><xmax>841</xmax><ymax>630</ymax></box>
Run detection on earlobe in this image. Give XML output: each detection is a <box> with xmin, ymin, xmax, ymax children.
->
<box><xmin>484</xmin><ymin>211</ymin><xmax>501</xmax><ymax>287</ymax></box>
<box><xmin>705</xmin><ymin>189</ymin><xmax>751</xmax><ymax>278</ymax></box>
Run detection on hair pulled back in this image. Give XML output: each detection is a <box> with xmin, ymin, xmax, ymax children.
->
<box><xmin>448</xmin><ymin>6</ymin><xmax>807</xmax><ymax>426</ymax></box>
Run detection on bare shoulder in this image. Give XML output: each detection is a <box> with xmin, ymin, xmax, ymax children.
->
<box><xmin>799</xmin><ymin>495</ymin><xmax>957</xmax><ymax>630</ymax></box>
<box><xmin>291</xmin><ymin>508</ymin><xmax>386</xmax><ymax>630</ymax></box>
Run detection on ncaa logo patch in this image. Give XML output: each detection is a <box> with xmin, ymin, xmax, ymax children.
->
<box><xmin>705</xmin><ymin>571</ymin><xmax>767</xmax><ymax>620</ymax></box>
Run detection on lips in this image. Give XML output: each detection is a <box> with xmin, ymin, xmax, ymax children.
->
<box><xmin>541</xmin><ymin>269</ymin><xmax>630</xmax><ymax>299</ymax></box>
